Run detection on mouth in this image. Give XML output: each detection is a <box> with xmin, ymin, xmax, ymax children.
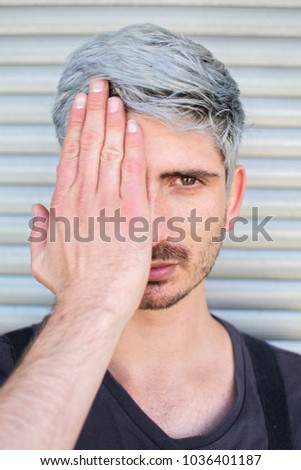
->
<box><xmin>148</xmin><ymin>262</ymin><xmax>178</xmax><ymax>282</ymax></box>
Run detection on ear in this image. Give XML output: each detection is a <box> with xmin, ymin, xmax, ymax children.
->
<box><xmin>225</xmin><ymin>165</ymin><xmax>246</xmax><ymax>231</ymax></box>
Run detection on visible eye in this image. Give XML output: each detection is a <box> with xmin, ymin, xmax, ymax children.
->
<box><xmin>176</xmin><ymin>176</ymin><xmax>198</xmax><ymax>186</ymax></box>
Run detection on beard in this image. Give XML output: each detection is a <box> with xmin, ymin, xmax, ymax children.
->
<box><xmin>139</xmin><ymin>220</ymin><xmax>224</xmax><ymax>310</ymax></box>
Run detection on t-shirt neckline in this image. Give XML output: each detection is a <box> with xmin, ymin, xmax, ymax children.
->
<box><xmin>103</xmin><ymin>318</ymin><xmax>246</xmax><ymax>449</ymax></box>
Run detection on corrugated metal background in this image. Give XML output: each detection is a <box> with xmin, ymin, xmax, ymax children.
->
<box><xmin>0</xmin><ymin>0</ymin><xmax>301</xmax><ymax>352</ymax></box>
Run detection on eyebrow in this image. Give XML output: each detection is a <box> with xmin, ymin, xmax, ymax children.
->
<box><xmin>160</xmin><ymin>169</ymin><xmax>221</xmax><ymax>181</ymax></box>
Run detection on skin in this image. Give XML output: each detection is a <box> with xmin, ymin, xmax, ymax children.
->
<box><xmin>0</xmin><ymin>79</ymin><xmax>245</xmax><ymax>448</ymax></box>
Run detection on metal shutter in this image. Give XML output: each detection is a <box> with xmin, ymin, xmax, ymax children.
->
<box><xmin>0</xmin><ymin>1</ymin><xmax>301</xmax><ymax>352</ymax></box>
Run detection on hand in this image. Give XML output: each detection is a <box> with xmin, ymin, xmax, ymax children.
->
<box><xmin>30</xmin><ymin>79</ymin><xmax>152</xmax><ymax>320</ymax></box>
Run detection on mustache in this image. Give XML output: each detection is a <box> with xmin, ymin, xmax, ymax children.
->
<box><xmin>152</xmin><ymin>241</ymin><xmax>190</xmax><ymax>262</ymax></box>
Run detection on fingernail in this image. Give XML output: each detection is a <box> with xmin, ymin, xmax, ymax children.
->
<box><xmin>75</xmin><ymin>93</ymin><xmax>87</xmax><ymax>109</ymax></box>
<box><xmin>127</xmin><ymin>119</ymin><xmax>138</xmax><ymax>133</ymax></box>
<box><xmin>108</xmin><ymin>97</ymin><xmax>120</xmax><ymax>113</ymax></box>
<box><xmin>91</xmin><ymin>79</ymin><xmax>105</xmax><ymax>93</ymax></box>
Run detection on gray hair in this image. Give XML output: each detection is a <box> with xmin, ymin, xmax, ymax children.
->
<box><xmin>52</xmin><ymin>23</ymin><xmax>245</xmax><ymax>190</ymax></box>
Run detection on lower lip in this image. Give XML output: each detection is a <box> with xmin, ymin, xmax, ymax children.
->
<box><xmin>148</xmin><ymin>265</ymin><xmax>176</xmax><ymax>282</ymax></box>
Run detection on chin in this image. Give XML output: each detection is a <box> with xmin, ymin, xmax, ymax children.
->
<box><xmin>138</xmin><ymin>279</ymin><xmax>202</xmax><ymax>311</ymax></box>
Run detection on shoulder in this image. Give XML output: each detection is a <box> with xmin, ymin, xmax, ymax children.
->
<box><xmin>253</xmin><ymin>340</ymin><xmax>301</xmax><ymax>405</ymax></box>
<box><xmin>237</xmin><ymin>329</ymin><xmax>301</xmax><ymax>399</ymax></box>
<box><xmin>218</xmin><ymin>315</ymin><xmax>301</xmax><ymax>378</ymax></box>
<box><xmin>238</xmin><ymin>329</ymin><xmax>301</xmax><ymax>449</ymax></box>
<box><xmin>269</xmin><ymin>344</ymin><xmax>301</xmax><ymax>449</ymax></box>
<box><xmin>0</xmin><ymin>335</ymin><xmax>16</xmax><ymax>385</ymax></box>
<box><xmin>230</xmin><ymin>322</ymin><xmax>301</xmax><ymax>448</ymax></box>
<box><xmin>271</xmin><ymin>343</ymin><xmax>301</xmax><ymax>397</ymax></box>
<box><xmin>0</xmin><ymin>322</ymin><xmax>43</xmax><ymax>386</ymax></box>
<box><xmin>244</xmin><ymin>333</ymin><xmax>301</xmax><ymax>373</ymax></box>
<box><xmin>272</xmin><ymin>343</ymin><xmax>301</xmax><ymax>369</ymax></box>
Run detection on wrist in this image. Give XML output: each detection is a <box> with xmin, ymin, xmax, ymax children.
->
<box><xmin>53</xmin><ymin>286</ymin><xmax>130</xmax><ymax>333</ymax></box>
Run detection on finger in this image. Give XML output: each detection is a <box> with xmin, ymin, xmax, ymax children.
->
<box><xmin>120</xmin><ymin>120</ymin><xmax>147</xmax><ymax>203</ymax></box>
<box><xmin>97</xmin><ymin>96</ymin><xmax>126</xmax><ymax>194</ymax></box>
<box><xmin>76</xmin><ymin>79</ymin><xmax>108</xmax><ymax>189</ymax></box>
<box><xmin>55</xmin><ymin>93</ymin><xmax>87</xmax><ymax>194</ymax></box>
<box><xmin>29</xmin><ymin>204</ymin><xmax>49</xmax><ymax>275</ymax></box>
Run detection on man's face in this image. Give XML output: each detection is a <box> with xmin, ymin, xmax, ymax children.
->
<box><xmin>128</xmin><ymin>114</ymin><xmax>232</xmax><ymax>311</ymax></box>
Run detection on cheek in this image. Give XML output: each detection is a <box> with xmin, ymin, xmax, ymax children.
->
<box><xmin>159</xmin><ymin>185</ymin><xmax>227</xmax><ymax>244</ymax></box>
<box><xmin>165</xmin><ymin>210</ymin><xmax>225</xmax><ymax>248</ymax></box>
<box><xmin>193</xmin><ymin>208</ymin><xmax>227</xmax><ymax>245</ymax></box>
<box><xmin>174</xmin><ymin>194</ymin><xmax>227</xmax><ymax>234</ymax></box>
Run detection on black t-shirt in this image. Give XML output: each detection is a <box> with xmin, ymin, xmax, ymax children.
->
<box><xmin>0</xmin><ymin>319</ymin><xmax>301</xmax><ymax>449</ymax></box>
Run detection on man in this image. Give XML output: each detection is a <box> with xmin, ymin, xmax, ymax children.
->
<box><xmin>0</xmin><ymin>24</ymin><xmax>300</xmax><ymax>449</ymax></box>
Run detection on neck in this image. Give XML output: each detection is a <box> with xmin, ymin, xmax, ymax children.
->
<box><xmin>109</xmin><ymin>282</ymin><xmax>228</xmax><ymax>384</ymax></box>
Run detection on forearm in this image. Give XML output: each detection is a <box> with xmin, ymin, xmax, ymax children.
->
<box><xmin>0</xmin><ymin>298</ymin><xmax>126</xmax><ymax>449</ymax></box>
